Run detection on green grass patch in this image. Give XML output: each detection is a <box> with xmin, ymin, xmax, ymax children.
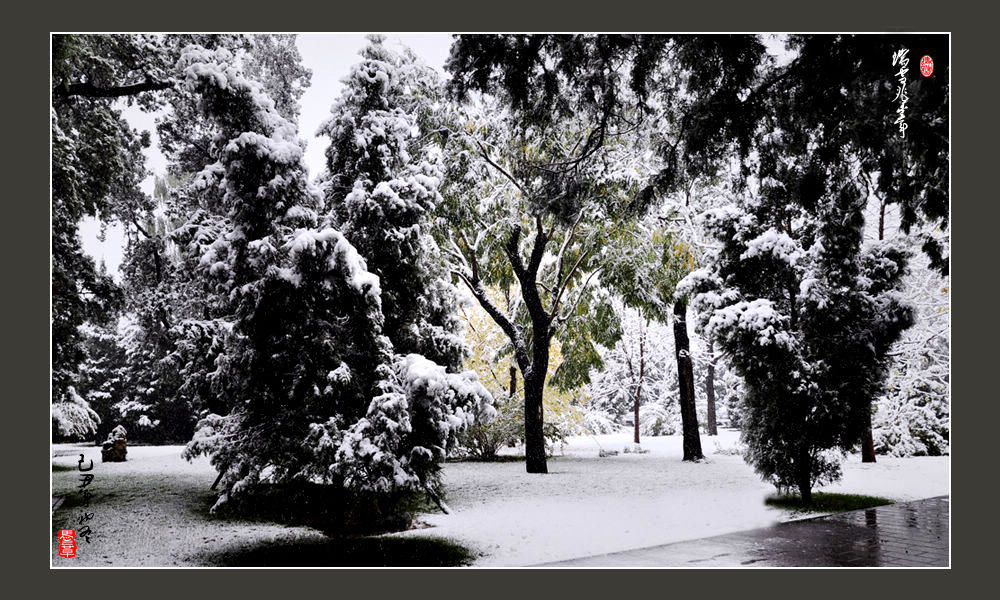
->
<box><xmin>52</xmin><ymin>463</ymin><xmax>77</xmax><ymax>472</ymax></box>
<box><xmin>450</xmin><ymin>454</ymin><xmax>526</xmax><ymax>463</ymax></box>
<box><xmin>199</xmin><ymin>535</ymin><xmax>476</xmax><ymax>567</ymax></box>
<box><xmin>766</xmin><ymin>492</ymin><xmax>894</xmax><ymax>513</ymax></box>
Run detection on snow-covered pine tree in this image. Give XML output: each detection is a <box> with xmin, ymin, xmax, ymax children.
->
<box><xmin>679</xmin><ymin>156</ymin><xmax>916</xmax><ymax>502</ymax></box>
<box><xmin>71</xmin><ymin>319</ymin><xmax>127</xmax><ymax>441</ymax></box>
<box><xmin>90</xmin><ymin>37</ymin><xmax>315</xmax><ymax>443</ymax></box>
<box><xmin>317</xmin><ymin>35</ymin><xmax>464</xmax><ymax>371</ymax></box>
<box><xmin>175</xmin><ymin>45</ymin><xmax>491</xmax><ymax>515</ymax></box>
<box><xmin>52</xmin><ymin>260</ymin><xmax>122</xmax><ymax>441</ymax></box>
<box><xmin>109</xmin><ymin>188</ymin><xmax>200</xmax><ymax>443</ymax></box>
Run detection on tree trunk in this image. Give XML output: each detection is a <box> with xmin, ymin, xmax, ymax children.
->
<box><xmin>509</xmin><ymin>366</ymin><xmax>518</xmax><ymax>398</ymax></box>
<box><xmin>797</xmin><ymin>448</ymin><xmax>813</xmax><ymax>504</ymax></box>
<box><xmin>705</xmin><ymin>337</ymin><xmax>718</xmax><ymax>436</ymax></box>
<box><xmin>798</xmin><ymin>479</ymin><xmax>812</xmax><ymax>505</ymax></box>
<box><xmin>861</xmin><ymin>201</ymin><xmax>888</xmax><ymax>463</ymax></box>
<box><xmin>861</xmin><ymin>409</ymin><xmax>877</xmax><ymax>462</ymax></box>
<box><xmin>673</xmin><ymin>299</ymin><xmax>704</xmax><ymax>461</ymax></box>
<box><xmin>523</xmin><ymin>372</ymin><xmax>548</xmax><ymax>473</ymax></box>
<box><xmin>633</xmin><ymin>390</ymin><xmax>641</xmax><ymax>445</ymax></box>
<box><xmin>634</xmin><ymin>335</ymin><xmax>645</xmax><ymax>445</ymax></box>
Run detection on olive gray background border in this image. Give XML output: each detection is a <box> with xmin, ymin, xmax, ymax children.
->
<box><xmin>10</xmin><ymin>0</ymin><xmax>991</xmax><ymax>594</ymax></box>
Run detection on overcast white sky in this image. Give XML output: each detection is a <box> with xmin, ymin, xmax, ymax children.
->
<box><xmin>80</xmin><ymin>33</ymin><xmax>454</xmax><ymax>277</ymax></box>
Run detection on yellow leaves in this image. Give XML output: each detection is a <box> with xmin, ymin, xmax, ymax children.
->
<box><xmin>671</xmin><ymin>240</ymin><xmax>689</xmax><ymax>258</ymax></box>
<box><xmin>941</xmin><ymin>287</ymin><xmax>949</xmax><ymax>294</ymax></box>
<box><xmin>458</xmin><ymin>293</ymin><xmax>513</xmax><ymax>396</ymax></box>
<box><xmin>459</xmin><ymin>285</ymin><xmax>587</xmax><ymax>427</ymax></box>
<box><xmin>670</xmin><ymin>240</ymin><xmax>697</xmax><ymax>272</ymax></box>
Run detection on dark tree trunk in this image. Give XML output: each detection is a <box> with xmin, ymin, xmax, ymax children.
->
<box><xmin>797</xmin><ymin>448</ymin><xmax>813</xmax><ymax>504</ymax></box>
<box><xmin>210</xmin><ymin>466</ymin><xmax>226</xmax><ymax>491</ymax></box>
<box><xmin>861</xmin><ymin>410</ymin><xmax>877</xmax><ymax>462</ymax></box>
<box><xmin>523</xmin><ymin>371</ymin><xmax>548</xmax><ymax>473</ymax></box>
<box><xmin>509</xmin><ymin>366</ymin><xmax>518</xmax><ymax>398</ymax></box>
<box><xmin>523</xmin><ymin>314</ymin><xmax>551</xmax><ymax>473</ymax></box>
<box><xmin>705</xmin><ymin>337</ymin><xmax>718</xmax><ymax>436</ymax></box>
<box><xmin>673</xmin><ymin>299</ymin><xmax>704</xmax><ymax>461</ymax></box>
<box><xmin>861</xmin><ymin>201</ymin><xmax>889</xmax><ymax>463</ymax></box>
<box><xmin>633</xmin><ymin>392</ymin><xmax>641</xmax><ymax>445</ymax></box>
<box><xmin>461</xmin><ymin>209</ymin><xmax>557</xmax><ymax>475</ymax></box>
<box><xmin>634</xmin><ymin>334</ymin><xmax>645</xmax><ymax>445</ymax></box>
<box><xmin>798</xmin><ymin>480</ymin><xmax>812</xmax><ymax>505</ymax></box>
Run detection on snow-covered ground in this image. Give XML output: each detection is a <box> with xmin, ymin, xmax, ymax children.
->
<box><xmin>51</xmin><ymin>443</ymin><xmax>331</xmax><ymax>566</ymax></box>
<box><xmin>52</xmin><ymin>429</ymin><xmax>948</xmax><ymax>567</ymax></box>
<box><xmin>398</xmin><ymin>429</ymin><xmax>949</xmax><ymax>566</ymax></box>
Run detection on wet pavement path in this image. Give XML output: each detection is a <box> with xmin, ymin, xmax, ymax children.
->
<box><xmin>539</xmin><ymin>496</ymin><xmax>949</xmax><ymax>567</ymax></box>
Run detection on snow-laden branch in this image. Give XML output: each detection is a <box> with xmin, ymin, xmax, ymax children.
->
<box><xmin>455</xmin><ymin>271</ymin><xmax>530</xmax><ymax>371</ymax></box>
<box><xmin>475</xmin><ymin>139</ymin><xmax>526</xmax><ymax>196</ymax></box>
<box><xmin>53</xmin><ymin>78</ymin><xmax>173</xmax><ymax>100</ymax></box>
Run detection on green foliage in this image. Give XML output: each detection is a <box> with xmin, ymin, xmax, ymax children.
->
<box><xmin>448</xmin><ymin>34</ymin><xmax>949</xmax><ymax>273</ymax></box>
<box><xmin>550</xmin><ymin>295</ymin><xmax>620</xmax><ymax>390</ymax></box>
<box><xmin>456</xmin><ymin>293</ymin><xmax>588</xmax><ymax>456</ymax></box>
<box><xmin>765</xmin><ymin>492</ymin><xmax>893</xmax><ymax>512</ymax></box>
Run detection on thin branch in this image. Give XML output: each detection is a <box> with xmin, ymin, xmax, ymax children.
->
<box><xmin>456</xmin><ymin>271</ymin><xmax>530</xmax><ymax>371</ymax></box>
<box><xmin>53</xmin><ymin>79</ymin><xmax>172</xmax><ymax>100</ymax></box>
<box><xmin>554</xmin><ymin>210</ymin><xmax>585</xmax><ymax>285</ymax></box>
<box><xmin>475</xmin><ymin>139</ymin><xmax>526</xmax><ymax>196</ymax></box>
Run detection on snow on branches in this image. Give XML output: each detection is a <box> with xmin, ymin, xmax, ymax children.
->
<box><xmin>174</xmin><ymin>43</ymin><xmax>491</xmax><ymax>511</ymax></box>
<box><xmin>680</xmin><ymin>174</ymin><xmax>915</xmax><ymax>499</ymax></box>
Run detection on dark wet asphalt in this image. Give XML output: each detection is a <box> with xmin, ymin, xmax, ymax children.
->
<box><xmin>538</xmin><ymin>496</ymin><xmax>949</xmax><ymax>567</ymax></box>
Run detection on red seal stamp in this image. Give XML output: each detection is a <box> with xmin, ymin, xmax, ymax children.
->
<box><xmin>58</xmin><ymin>529</ymin><xmax>76</xmax><ymax>558</ymax></box>
<box><xmin>920</xmin><ymin>55</ymin><xmax>934</xmax><ymax>77</ymax></box>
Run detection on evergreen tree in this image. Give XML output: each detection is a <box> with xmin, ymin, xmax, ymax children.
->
<box><xmin>51</xmin><ymin>34</ymin><xmax>251</xmax><ymax>429</ymax></box>
<box><xmin>174</xmin><ymin>45</ymin><xmax>490</xmax><ymax>513</ymax></box>
<box><xmin>448</xmin><ymin>35</ymin><xmax>947</xmax><ymax>472</ymax></box>
<box><xmin>51</xmin><ymin>34</ymin><xmax>165</xmax><ymax>406</ymax></box>
<box><xmin>72</xmin><ymin>318</ymin><xmax>127</xmax><ymax>442</ymax></box>
<box><xmin>97</xmin><ymin>36</ymin><xmax>314</xmax><ymax>441</ymax></box>
<box><xmin>870</xmin><ymin>203</ymin><xmax>950</xmax><ymax>457</ymax></box>
<box><xmin>679</xmin><ymin>161</ymin><xmax>915</xmax><ymax>502</ymax></box>
<box><xmin>318</xmin><ymin>36</ymin><xmax>464</xmax><ymax>370</ymax></box>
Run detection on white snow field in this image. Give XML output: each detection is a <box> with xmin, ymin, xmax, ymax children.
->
<box><xmin>399</xmin><ymin>429</ymin><xmax>949</xmax><ymax>566</ymax></box>
<box><xmin>52</xmin><ymin>429</ymin><xmax>948</xmax><ymax>566</ymax></box>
